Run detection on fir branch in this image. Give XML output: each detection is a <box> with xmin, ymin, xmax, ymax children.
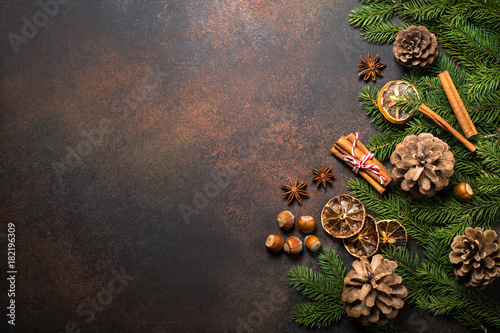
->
<box><xmin>466</xmin><ymin>66</ymin><xmax>500</xmax><ymax>97</ymax></box>
<box><xmin>288</xmin><ymin>266</ymin><xmax>341</xmax><ymax>303</ymax></box>
<box><xmin>318</xmin><ymin>247</ymin><xmax>346</xmax><ymax>289</ymax></box>
<box><xmin>410</xmin><ymin>193</ymin><xmax>463</xmax><ymax>227</ymax></box>
<box><xmin>359</xmin><ymin>85</ymin><xmax>394</xmax><ymax>132</ymax></box>
<box><xmin>349</xmin><ymin>3</ymin><xmax>397</xmax><ymax>29</ymax></box>
<box><xmin>396</xmin><ymin>0</ymin><xmax>449</xmax><ymax>23</ymax></box>
<box><xmin>440</xmin><ymin>17</ymin><xmax>500</xmax><ymax>66</ymax></box>
<box><xmin>455</xmin><ymin>0</ymin><xmax>500</xmax><ymax>37</ymax></box>
<box><xmin>436</xmin><ymin>195</ymin><xmax>500</xmax><ymax>244</ymax></box>
<box><xmin>427</xmin><ymin>54</ymin><xmax>469</xmax><ymax>85</ymax></box>
<box><xmin>465</xmin><ymin>291</ymin><xmax>500</xmax><ymax>329</ymax></box>
<box><xmin>292</xmin><ymin>301</ymin><xmax>345</xmax><ymax>328</ymax></box>
<box><xmin>348</xmin><ymin>178</ymin><xmax>433</xmax><ymax>245</ymax></box>
<box><xmin>288</xmin><ymin>248</ymin><xmax>347</xmax><ymax>328</ymax></box>
<box><xmin>476</xmin><ymin>141</ymin><xmax>500</xmax><ymax>173</ymax></box>
<box><xmin>476</xmin><ymin>173</ymin><xmax>500</xmax><ymax>195</ymax></box>
<box><xmin>360</xmin><ymin>21</ymin><xmax>405</xmax><ymax>44</ymax></box>
<box><xmin>360</xmin><ymin>0</ymin><xmax>396</xmax><ymax>4</ymax></box>
<box><xmin>367</xmin><ymin>130</ymin><xmax>406</xmax><ymax>161</ymax></box>
<box><xmin>383</xmin><ymin>248</ymin><xmax>500</xmax><ymax>330</ymax></box>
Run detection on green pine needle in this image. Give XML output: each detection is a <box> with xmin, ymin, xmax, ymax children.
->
<box><xmin>288</xmin><ymin>248</ymin><xmax>346</xmax><ymax>328</ymax></box>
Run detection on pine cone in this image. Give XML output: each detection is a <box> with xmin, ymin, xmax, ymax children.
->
<box><xmin>342</xmin><ymin>254</ymin><xmax>407</xmax><ymax>326</ymax></box>
<box><xmin>393</xmin><ymin>25</ymin><xmax>438</xmax><ymax>70</ymax></box>
<box><xmin>390</xmin><ymin>133</ymin><xmax>454</xmax><ymax>198</ymax></box>
<box><xmin>449</xmin><ymin>227</ymin><xmax>500</xmax><ymax>288</ymax></box>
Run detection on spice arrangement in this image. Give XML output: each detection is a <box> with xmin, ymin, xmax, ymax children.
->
<box><xmin>272</xmin><ymin>0</ymin><xmax>500</xmax><ymax>330</ymax></box>
<box><xmin>331</xmin><ymin>133</ymin><xmax>391</xmax><ymax>194</ymax></box>
<box><xmin>320</xmin><ymin>194</ymin><xmax>407</xmax><ymax>259</ymax></box>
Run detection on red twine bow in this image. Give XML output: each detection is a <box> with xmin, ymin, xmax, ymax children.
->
<box><xmin>341</xmin><ymin>132</ymin><xmax>387</xmax><ymax>185</ymax></box>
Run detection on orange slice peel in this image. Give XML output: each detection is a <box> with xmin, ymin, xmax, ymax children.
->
<box><xmin>343</xmin><ymin>215</ymin><xmax>379</xmax><ymax>258</ymax></box>
<box><xmin>378</xmin><ymin>80</ymin><xmax>419</xmax><ymax>124</ymax></box>
<box><xmin>376</xmin><ymin>219</ymin><xmax>407</xmax><ymax>252</ymax></box>
<box><xmin>321</xmin><ymin>194</ymin><xmax>366</xmax><ymax>238</ymax></box>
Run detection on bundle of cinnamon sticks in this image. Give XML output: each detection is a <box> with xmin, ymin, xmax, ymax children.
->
<box><xmin>331</xmin><ymin>134</ymin><xmax>392</xmax><ymax>194</ymax></box>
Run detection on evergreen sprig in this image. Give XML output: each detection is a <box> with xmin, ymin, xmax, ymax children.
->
<box><xmin>383</xmin><ymin>247</ymin><xmax>500</xmax><ymax>330</ymax></box>
<box><xmin>288</xmin><ymin>248</ymin><xmax>346</xmax><ymax>328</ymax></box>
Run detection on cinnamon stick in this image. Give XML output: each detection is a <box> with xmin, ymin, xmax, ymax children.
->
<box><xmin>334</xmin><ymin>137</ymin><xmax>390</xmax><ymax>187</ymax></box>
<box><xmin>346</xmin><ymin>133</ymin><xmax>393</xmax><ymax>185</ymax></box>
<box><xmin>331</xmin><ymin>146</ymin><xmax>387</xmax><ymax>194</ymax></box>
<box><xmin>438</xmin><ymin>71</ymin><xmax>477</xmax><ymax>138</ymax></box>
<box><xmin>417</xmin><ymin>104</ymin><xmax>476</xmax><ymax>152</ymax></box>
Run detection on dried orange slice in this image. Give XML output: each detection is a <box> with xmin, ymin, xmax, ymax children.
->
<box><xmin>378</xmin><ymin>80</ymin><xmax>418</xmax><ymax>124</ymax></box>
<box><xmin>343</xmin><ymin>215</ymin><xmax>379</xmax><ymax>258</ymax></box>
<box><xmin>321</xmin><ymin>194</ymin><xmax>365</xmax><ymax>238</ymax></box>
<box><xmin>376</xmin><ymin>220</ymin><xmax>407</xmax><ymax>251</ymax></box>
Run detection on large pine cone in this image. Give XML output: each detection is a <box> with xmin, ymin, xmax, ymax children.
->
<box><xmin>342</xmin><ymin>254</ymin><xmax>407</xmax><ymax>326</ymax></box>
<box><xmin>393</xmin><ymin>25</ymin><xmax>438</xmax><ymax>70</ymax></box>
<box><xmin>449</xmin><ymin>227</ymin><xmax>500</xmax><ymax>288</ymax></box>
<box><xmin>390</xmin><ymin>133</ymin><xmax>454</xmax><ymax>198</ymax></box>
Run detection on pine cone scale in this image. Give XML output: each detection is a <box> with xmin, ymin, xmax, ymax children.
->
<box><xmin>359</xmin><ymin>283</ymin><xmax>372</xmax><ymax>300</ymax></box>
<box><xmin>483</xmin><ymin>230</ymin><xmax>497</xmax><ymax>244</ymax></box>
<box><xmin>366</xmin><ymin>292</ymin><xmax>377</xmax><ymax>307</ymax></box>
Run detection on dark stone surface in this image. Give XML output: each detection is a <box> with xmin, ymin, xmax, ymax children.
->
<box><xmin>0</xmin><ymin>1</ymin><xmax>498</xmax><ymax>332</ymax></box>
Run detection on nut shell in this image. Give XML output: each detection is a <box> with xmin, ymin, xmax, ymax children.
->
<box><xmin>298</xmin><ymin>216</ymin><xmax>316</xmax><ymax>233</ymax></box>
<box><xmin>265</xmin><ymin>234</ymin><xmax>284</xmax><ymax>252</ymax></box>
<box><xmin>305</xmin><ymin>235</ymin><xmax>321</xmax><ymax>252</ymax></box>
<box><xmin>454</xmin><ymin>182</ymin><xmax>473</xmax><ymax>202</ymax></box>
<box><xmin>277</xmin><ymin>211</ymin><xmax>294</xmax><ymax>230</ymax></box>
<box><xmin>284</xmin><ymin>236</ymin><xmax>303</xmax><ymax>254</ymax></box>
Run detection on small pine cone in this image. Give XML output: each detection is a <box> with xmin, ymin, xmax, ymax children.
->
<box><xmin>393</xmin><ymin>25</ymin><xmax>438</xmax><ymax>70</ymax></box>
<box><xmin>390</xmin><ymin>133</ymin><xmax>454</xmax><ymax>198</ymax></box>
<box><xmin>342</xmin><ymin>254</ymin><xmax>408</xmax><ymax>326</ymax></box>
<box><xmin>449</xmin><ymin>227</ymin><xmax>500</xmax><ymax>288</ymax></box>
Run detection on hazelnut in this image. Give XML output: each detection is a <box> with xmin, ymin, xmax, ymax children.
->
<box><xmin>284</xmin><ymin>236</ymin><xmax>303</xmax><ymax>254</ymax></box>
<box><xmin>277</xmin><ymin>210</ymin><xmax>294</xmax><ymax>230</ymax></box>
<box><xmin>265</xmin><ymin>234</ymin><xmax>284</xmax><ymax>252</ymax></box>
<box><xmin>297</xmin><ymin>215</ymin><xmax>315</xmax><ymax>233</ymax></box>
<box><xmin>454</xmin><ymin>182</ymin><xmax>473</xmax><ymax>202</ymax></box>
<box><xmin>305</xmin><ymin>235</ymin><xmax>321</xmax><ymax>252</ymax></box>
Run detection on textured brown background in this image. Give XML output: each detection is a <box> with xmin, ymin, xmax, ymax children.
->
<box><xmin>1</xmin><ymin>1</ymin><xmax>498</xmax><ymax>332</ymax></box>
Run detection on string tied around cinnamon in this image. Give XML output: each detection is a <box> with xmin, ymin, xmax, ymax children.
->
<box><xmin>341</xmin><ymin>132</ymin><xmax>387</xmax><ymax>185</ymax></box>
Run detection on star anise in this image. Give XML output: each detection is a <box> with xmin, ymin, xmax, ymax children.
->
<box><xmin>357</xmin><ymin>52</ymin><xmax>386</xmax><ymax>81</ymax></box>
<box><xmin>312</xmin><ymin>164</ymin><xmax>335</xmax><ymax>187</ymax></box>
<box><xmin>281</xmin><ymin>179</ymin><xmax>309</xmax><ymax>205</ymax></box>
